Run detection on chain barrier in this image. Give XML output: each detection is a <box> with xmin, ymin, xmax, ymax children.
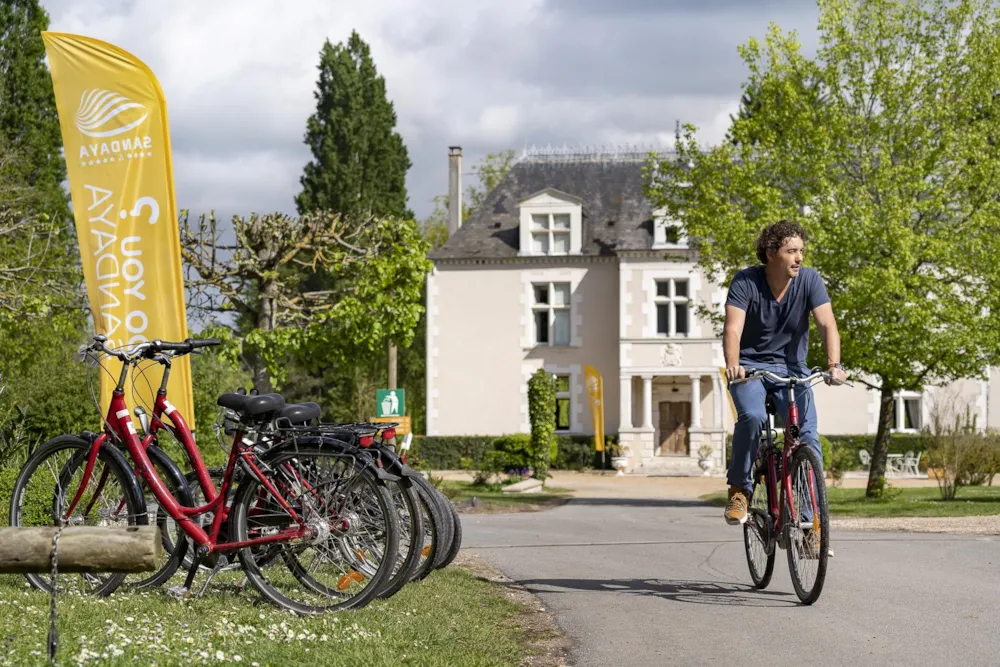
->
<box><xmin>48</xmin><ymin>521</ymin><xmax>64</xmax><ymax>664</ymax></box>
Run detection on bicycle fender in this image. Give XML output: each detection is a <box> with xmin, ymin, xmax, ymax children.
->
<box><xmin>146</xmin><ymin>445</ymin><xmax>195</xmax><ymax>507</ymax></box>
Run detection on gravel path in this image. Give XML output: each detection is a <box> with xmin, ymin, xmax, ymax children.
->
<box><xmin>832</xmin><ymin>514</ymin><xmax>1000</xmax><ymax>535</ymax></box>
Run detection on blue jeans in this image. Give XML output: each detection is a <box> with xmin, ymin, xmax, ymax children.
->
<box><xmin>727</xmin><ymin>362</ymin><xmax>820</xmax><ymax>495</ymax></box>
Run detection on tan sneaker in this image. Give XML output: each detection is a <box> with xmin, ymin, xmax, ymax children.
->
<box><xmin>724</xmin><ymin>486</ymin><xmax>749</xmax><ymax>525</ymax></box>
<box><xmin>805</xmin><ymin>528</ymin><xmax>834</xmax><ymax>559</ymax></box>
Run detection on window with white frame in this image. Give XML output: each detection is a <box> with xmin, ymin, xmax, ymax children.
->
<box><xmin>652</xmin><ymin>206</ymin><xmax>689</xmax><ymax>249</ymax></box>
<box><xmin>892</xmin><ymin>392</ymin><xmax>922</xmax><ymax>432</ymax></box>
<box><xmin>555</xmin><ymin>375</ymin><xmax>571</xmax><ymax>431</ymax></box>
<box><xmin>531</xmin><ymin>213</ymin><xmax>571</xmax><ymax>255</ymax></box>
<box><xmin>655</xmin><ymin>278</ymin><xmax>691</xmax><ymax>337</ymax></box>
<box><xmin>532</xmin><ymin>282</ymin><xmax>571</xmax><ymax>346</ymax></box>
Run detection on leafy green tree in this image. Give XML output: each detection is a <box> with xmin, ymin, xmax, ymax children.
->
<box><xmin>295</xmin><ymin>31</ymin><xmax>411</xmax><ymax>219</ymax></box>
<box><xmin>646</xmin><ymin>0</ymin><xmax>1000</xmax><ymax>498</ymax></box>
<box><xmin>0</xmin><ymin>0</ymin><xmax>70</xmax><ymax>224</ymax></box>
<box><xmin>527</xmin><ymin>369</ymin><xmax>556</xmax><ymax>480</ymax></box>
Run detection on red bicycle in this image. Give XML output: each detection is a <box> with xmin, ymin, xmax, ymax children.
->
<box><xmin>730</xmin><ymin>367</ymin><xmax>851</xmax><ymax>604</ymax></box>
<box><xmin>9</xmin><ymin>335</ymin><xmax>400</xmax><ymax>613</ymax></box>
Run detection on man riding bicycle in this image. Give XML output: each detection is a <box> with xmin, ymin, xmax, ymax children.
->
<box><xmin>723</xmin><ymin>220</ymin><xmax>847</xmax><ymax>528</ymax></box>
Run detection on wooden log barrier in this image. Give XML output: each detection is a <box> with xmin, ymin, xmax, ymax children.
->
<box><xmin>0</xmin><ymin>526</ymin><xmax>162</xmax><ymax>574</ymax></box>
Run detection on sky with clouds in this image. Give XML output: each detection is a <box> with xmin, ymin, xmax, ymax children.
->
<box><xmin>42</xmin><ymin>0</ymin><xmax>822</xmax><ymax>221</ymax></box>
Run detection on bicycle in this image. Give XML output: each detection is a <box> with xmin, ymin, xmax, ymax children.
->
<box><xmin>10</xmin><ymin>335</ymin><xmax>400</xmax><ymax>613</ymax></box>
<box><xmin>139</xmin><ymin>355</ymin><xmax>449</xmax><ymax>601</ymax></box>
<box><xmin>730</xmin><ymin>367</ymin><xmax>852</xmax><ymax>605</ymax></box>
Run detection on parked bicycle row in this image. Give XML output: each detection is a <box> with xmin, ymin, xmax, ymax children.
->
<box><xmin>7</xmin><ymin>335</ymin><xmax>460</xmax><ymax>614</ymax></box>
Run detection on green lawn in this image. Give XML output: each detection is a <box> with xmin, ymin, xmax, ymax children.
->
<box><xmin>701</xmin><ymin>485</ymin><xmax>1000</xmax><ymax>517</ymax></box>
<box><xmin>0</xmin><ymin>564</ymin><xmax>529</xmax><ymax>667</ymax></box>
<box><xmin>436</xmin><ymin>480</ymin><xmax>572</xmax><ymax>509</ymax></box>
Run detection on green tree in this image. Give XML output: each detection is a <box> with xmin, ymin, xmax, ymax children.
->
<box><xmin>0</xmin><ymin>0</ymin><xmax>71</xmax><ymax>224</ymax></box>
<box><xmin>646</xmin><ymin>0</ymin><xmax>1000</xmax><ymax>498</ymax></box>
<box><xmin>527</xmin><ymin>369</ymin><xmax>556</xmax><ymax>480</ymax></box>
<box><xmin>295</xmin><ymin>31</ymin><xmax>411</xmax><ymax>219</ymax></box>
<box><xmin>180</xmin><ymin>209</ymin><xmax>431</xmax><ymax>392</ymax></box>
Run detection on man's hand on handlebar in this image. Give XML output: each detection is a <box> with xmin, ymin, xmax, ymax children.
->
<box><xmin>826</xmin><ymin>366</ymin><xmax>848</xmax><ymax>386</ymax></box>
<box><xmin>725</xmin><ymin>364</ymin><xmax>745</xmax><ymax>382</ymax></box>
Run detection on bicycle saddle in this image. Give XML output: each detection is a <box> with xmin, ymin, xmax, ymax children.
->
<box><xmin>278</xmin><ymin>402</ymin><xmax>321</xmax><ymax>425</ymax></box>
<box><xmin>217</xmin><ymin>392</ymin><xmax>285</xmax><ymax>418</ymax></box>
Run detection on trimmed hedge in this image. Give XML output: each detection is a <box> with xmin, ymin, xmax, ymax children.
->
<box><xmin>408</xmin><ymin>434</ymin><xmax>617</xmax><ymax>471</ymax></box>
<box><xmin>408</xmin><ymin>432</ymin><xmax>931</xmax><ymax>473</ymax></box>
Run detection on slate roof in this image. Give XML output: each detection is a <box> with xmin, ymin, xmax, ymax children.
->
<box><xmin>429</xmin><ymin>151</ymin><xmax>676</xmax><ymax>260</ymax></box>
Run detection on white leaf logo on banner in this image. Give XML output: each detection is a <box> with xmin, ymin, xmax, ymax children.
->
<box><xmin>75</xmin><ymin>89</ymin><xmax>148</xmax><ymax>138</ymax></box>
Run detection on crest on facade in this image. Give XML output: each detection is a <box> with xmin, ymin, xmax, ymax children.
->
<box><xmin>661</xmin><ymin>343</ymin><xmax>682</xmax><ymax>366</ymax></box>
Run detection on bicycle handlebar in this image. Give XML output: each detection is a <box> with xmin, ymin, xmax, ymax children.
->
<box><xmin>730</xmin><ymin>367</ymin><xmax>854</xmax><ymax>388</ymax></box>
<box><xmin>85</xmin><ymin>335</ymin><xmax>221</xmax><ymax>363</ymax></box>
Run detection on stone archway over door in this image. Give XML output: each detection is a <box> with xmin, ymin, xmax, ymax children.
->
<box><xmin>658</xmin><ymin>401</ymin><xmax>690</xmax><ymax>455</ymax></box>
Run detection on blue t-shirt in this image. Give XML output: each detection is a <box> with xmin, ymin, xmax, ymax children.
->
<box><xmin>725</xmin><ymin>265</ymin><xmax>830</xmax><ymax>368</ymax></box>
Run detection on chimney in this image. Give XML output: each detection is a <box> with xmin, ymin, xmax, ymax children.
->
<box><xmin>448</xmin><ymin>146</ymin><xmax>462</xmax><ymax>236</ymax></box>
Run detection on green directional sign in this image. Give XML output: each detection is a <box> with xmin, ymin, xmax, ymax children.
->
<box><xmin>376</xmin><ymin>388</ymin><xmax>405</xmax><ymax>418</ymax></box>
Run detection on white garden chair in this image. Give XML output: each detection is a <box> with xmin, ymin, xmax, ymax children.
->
<box><xmin>859</xmin><ymin>450</ymin><xmax>871</xmax><ymax>469</ymax></box>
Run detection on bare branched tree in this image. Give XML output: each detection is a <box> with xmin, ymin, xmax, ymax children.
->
<box><xmin>180</xmin><ymin>209</ymin><xmax>400</xmax><ymax>391</ymax></box>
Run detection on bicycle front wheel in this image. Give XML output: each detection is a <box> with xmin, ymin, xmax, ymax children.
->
<box><xmin>784</xmin><ymin>444</ymin><xmax>829</xmax><ymax>604</ymax></box>
<box><xmin>8</xmin><ymin>434</ymin><xmax>147</xmax><ymax>597</ymax></box>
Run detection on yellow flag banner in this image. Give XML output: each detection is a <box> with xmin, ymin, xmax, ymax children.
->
<box><xmin>583</xmin><ymin>364</ymin><xmax>605</xmax><ymax>452</ymax></box>
<box><xmin>719</xmin><ymin>368</ymin><xmax>738</xmax><ymax>422</ymax></box>
<box><xmin>41</xmin><ymin>32</ymin><xmax>195</xmax><ymax>428</ymax></box>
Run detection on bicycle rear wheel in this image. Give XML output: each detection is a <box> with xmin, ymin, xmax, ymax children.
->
<box><xmin>126</xmin><ymin>445</ymin><xmax>193</xmax><ymax>589</ymax></box>
<box><xmin>409</xmin><ymin>474</ymin><xmax>453</xmax><ymax>571</ymax></box>
<box><xmin>744</xmin><ymin>458</ymin><xmax>775</xmax><ymax>589</ymax></box>
<box><xmin>406</xmin><ymin>478</ymin><xmax>446</xmax><ymax>582</ymax></box>
<box><xmin>230</xmin><ymin>444</ymin><xmax>399</xmax><ymax>614</ymax></box>
<box><xmin>436</xmin><ymin>488</ymin><xmax>462</xmax><ymax>569</ymax></box>
<box><xmin>785</xmin><ymin>444</ymin><xmax>829</xmax><ymax>604</ymax></box>
<box><xmin>375</xmin><ymin>480</ymin><xmax>424</xmax><ymax>599</ymax></box>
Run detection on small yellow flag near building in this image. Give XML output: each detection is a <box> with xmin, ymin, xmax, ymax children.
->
<box><xmin>41</xmin><ymin>32</ymin><xmax>195</xmax><ymax>427</ymax></box>
<box><xmin>583</xmin><ymin>364</ymin><xmax>605</xmax><ymax>452</ymax></box>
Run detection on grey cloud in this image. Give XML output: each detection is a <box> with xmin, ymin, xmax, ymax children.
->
<box><xmin>490</xmin><ymin>5</ymin><xmax>821</xmax><ymax>99</ymax></box>
<box><xmin>42</xmin><ymin>0</ymin><xmax>823</xmax><ymax>221</ymax></box>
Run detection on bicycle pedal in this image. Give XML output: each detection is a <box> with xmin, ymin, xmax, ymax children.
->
<box><xmin>166</xmin><ymin>585</ymin><xmax>191</xmax><ymax>600</ymax></box>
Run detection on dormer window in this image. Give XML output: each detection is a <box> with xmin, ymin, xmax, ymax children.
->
<box><xmin>531</xmin><ymin>213</ymin><xmax>571</xmax><ymax>254</ymax></box>
<box><xmin>519</xmin><ymin>188</ymin><xmax>582</xmax><ymax>256</ymax></box>
<box><xmin>652</xmin><ymin>207</ymin><xmax>688</xmax><ymax>249</ymax></box>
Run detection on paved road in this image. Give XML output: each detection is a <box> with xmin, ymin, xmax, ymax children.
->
<box><xmin>464</xmin><ymin>498</ymin><xmax>1000</xmax><ymax>667</ymax></box>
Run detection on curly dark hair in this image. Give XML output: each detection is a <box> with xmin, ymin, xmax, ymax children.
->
<box><xmin>756</xmin><ymin>219</ymin><xmax>807</xmax><ymax>264</ymax></box>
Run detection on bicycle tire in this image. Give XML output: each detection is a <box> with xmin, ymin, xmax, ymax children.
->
<box><xmin>785</xmin><ymin>445</ymin><xmax>829</xmax><ymax>605</ymax></box>
<box><xmin>744</xmin><ymin>459</ymin><xmax>775</xmax><ymax>589</ymax></box>
<box><xmin>436</xmin><ymin>489</ymin><xmax>462</xmax><ymax>569</ymax></box>
<box><xmin>230</xmin><ymin>443</ymin><xmax>399</xmax><ymax>614</ymax></box>
<box><xmin>375</xmin><ymin>480</ymin><xmax>425</xmax><ymax>599</ymax></box>
<box><xmin>127</xmin><ymin>445</ymin><xmax>193</xmax><ymax>589</ymax></box>
<box><xmin>8</xmin><ymin>434</ymin><xmax>147</xmax><ymax>597</ymax></box>
<box><xmin>409</xmin><ymin>474</ymin><xmax>453</xmax><ymax>571</ymax></box>
<box><xmin>406</xmin><ymin>478</ymin><xmax>446</xmax><ymax>582</ymax></box>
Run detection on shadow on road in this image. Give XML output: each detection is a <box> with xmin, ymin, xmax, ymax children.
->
<box><xmin>515</xmin><ymin>577</ymin><xmax>798</xmax><ymax>607</ymax></box>
<box><xmin>565</xmin><ymin>497</ymin><xmax>714</xmax><ymax>509</ymax></box>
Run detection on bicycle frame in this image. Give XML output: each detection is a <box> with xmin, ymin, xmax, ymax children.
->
<box><xmin>758</xmin><ymin>378</ymin><xmax>821</xmax><ymax>539</ymax></box>
<box><xmin>64</xmin><ymin>355</ymin><xmax>310</xmax><ymax>554</ymax></box>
